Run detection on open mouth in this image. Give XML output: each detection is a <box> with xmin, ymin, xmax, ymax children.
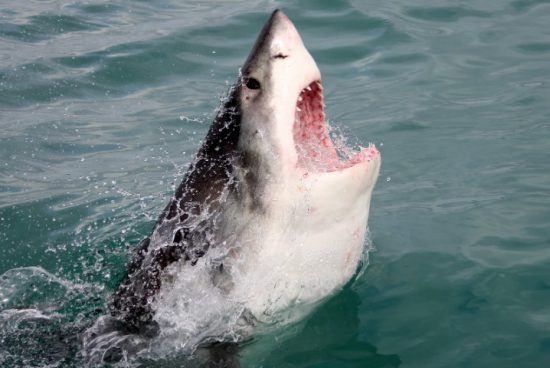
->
<box><xmin>293</xmin><ymin>80</ymin><xmax>378</xmax><ymax>172</ymax></box>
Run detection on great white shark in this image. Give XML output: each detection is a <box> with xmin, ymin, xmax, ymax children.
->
<box><xmin>108</xmin><ymin>8</ymin><xmax>380</xmax><ymax>353</ymax></box>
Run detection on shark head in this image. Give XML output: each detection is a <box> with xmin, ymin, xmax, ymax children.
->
<box><xmin>238</xmin><ymin>10</ymin><xmax>320</xmax><ymax>170</ymax></box>
<box><xmin>233</xmin><ymin>10</ymin><xmax>380</xmax><ymax>210</ymax></box>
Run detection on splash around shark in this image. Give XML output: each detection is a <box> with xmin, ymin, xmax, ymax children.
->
<box><xmin>84</xmin><ymin>9</ymin><xmax>380</xmax><ymax>364</ymax></box>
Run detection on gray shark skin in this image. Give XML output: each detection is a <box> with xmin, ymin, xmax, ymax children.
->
<box><xmin>110</xmin><ymin>86</ymin><xmax>242</xmax><ymax>333</ymax></box>
<box><xmin>108</xmin><ymin>8</ymin><xmax>380</xmax><ymax>351</ymax></box>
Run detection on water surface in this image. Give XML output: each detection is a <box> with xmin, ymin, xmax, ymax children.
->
<box><xmin>1</xmin><ymin>0</ymin><xmax>550</xmax><ymax>367</ymax></box>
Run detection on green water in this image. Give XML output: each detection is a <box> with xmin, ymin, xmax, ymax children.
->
<box><xmin>1</xmin><ymin>0</ymin><xmax>550</xmax><ymax>367</ymax></box>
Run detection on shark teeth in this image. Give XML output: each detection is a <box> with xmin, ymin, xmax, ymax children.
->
<box><xmin>293</xmin><ymin>80</ymin><xmax>339</xmax><ymax>171</ymax></box>
<box><xmin>293</xmin><ymin>80</ymin><xmax>372</xmax><ymax>172</ymax></box>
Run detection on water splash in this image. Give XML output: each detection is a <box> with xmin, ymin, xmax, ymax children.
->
<box><xmin>0</xmin><ymin>267</ymin><xmax>105</xmax><ymax>367</ymax></box>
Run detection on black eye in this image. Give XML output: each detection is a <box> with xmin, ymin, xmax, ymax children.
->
<box><xmin>245</xmin><ymin>77</ymin><xmax>261</xmax><ymax>90</ymax></box>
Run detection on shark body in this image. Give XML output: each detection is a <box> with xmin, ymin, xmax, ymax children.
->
<box><xmin>110</xmin><ymin>9</ymin><xmax>381</xmax><ymax>345</ymax></box>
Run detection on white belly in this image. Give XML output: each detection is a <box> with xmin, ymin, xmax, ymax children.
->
<box><xmin>225</xmin><ymin>162</ymin><xmax>375</xmax><ymax>323</ymax></box>
<box><xmin>153</xmin><ymin>157</ymin><xmax>379</xmax><ymax>341</ymax></box>
<box><xmin>231</xmin><ymin>223</ymin><xmax>368</xmax><ymax>323</ymax></box>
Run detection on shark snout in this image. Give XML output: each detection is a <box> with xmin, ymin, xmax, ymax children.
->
<box><xmin>242</xmin><ymin>10</ymin><xmax>319</xmax><ymax>83</ymax></box>
<box><xmin>266</xmin><ymin>10</ymin><xmax>302</xmax><ymax>58</ymax></box>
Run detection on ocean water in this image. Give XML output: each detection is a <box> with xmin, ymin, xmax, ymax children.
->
<box><xmin>1</xmin><ymin>0</ymin><xmax>549</xmax><ymax>367</ymax></box>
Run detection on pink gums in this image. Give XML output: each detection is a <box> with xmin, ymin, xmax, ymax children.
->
<box><xmin>293</xmin><ymin>81</ymin><xmax>378</xmax><ymax>172</ymax></box>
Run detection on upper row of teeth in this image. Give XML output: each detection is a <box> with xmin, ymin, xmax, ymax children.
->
<box><xmin>306</xmin><ymin>81</ymin><xmax>323</xmax><ymax>92</ymax></box>
<box><xmin>297</xmin><ymin>81</ymin><xmax>324</xmax><ymax>104</ymax></box>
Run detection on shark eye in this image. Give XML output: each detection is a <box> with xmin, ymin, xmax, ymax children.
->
<box><xmin>245</xmin><ymin>77</ymin><xmax>261</xmax><ymax>90</ymax></box>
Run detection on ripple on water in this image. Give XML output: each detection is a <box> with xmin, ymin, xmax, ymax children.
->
<box><xmin>516</xmin><ymin>42</ymin><xmax>550</xmax><ymax>54</ymax></box>
<box><xmin>404</xmin><ymin>6</ymin><xmax>491</xmax><ymax>22</ymax></box>
<box><xmin>510</xmin><ymin>0</ymin><xmax>550</xmax><ymax>13</ymax></box>
<box><xmin>0</xmin><ymin>14</ymin><xmax>104</xmax><ymax>43</ymax></box>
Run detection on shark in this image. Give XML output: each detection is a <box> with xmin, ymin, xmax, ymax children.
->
<box><xmin>108</xmin><ymin>8</ymin><xmax>381</xmax><ymax>357</ymax></box>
